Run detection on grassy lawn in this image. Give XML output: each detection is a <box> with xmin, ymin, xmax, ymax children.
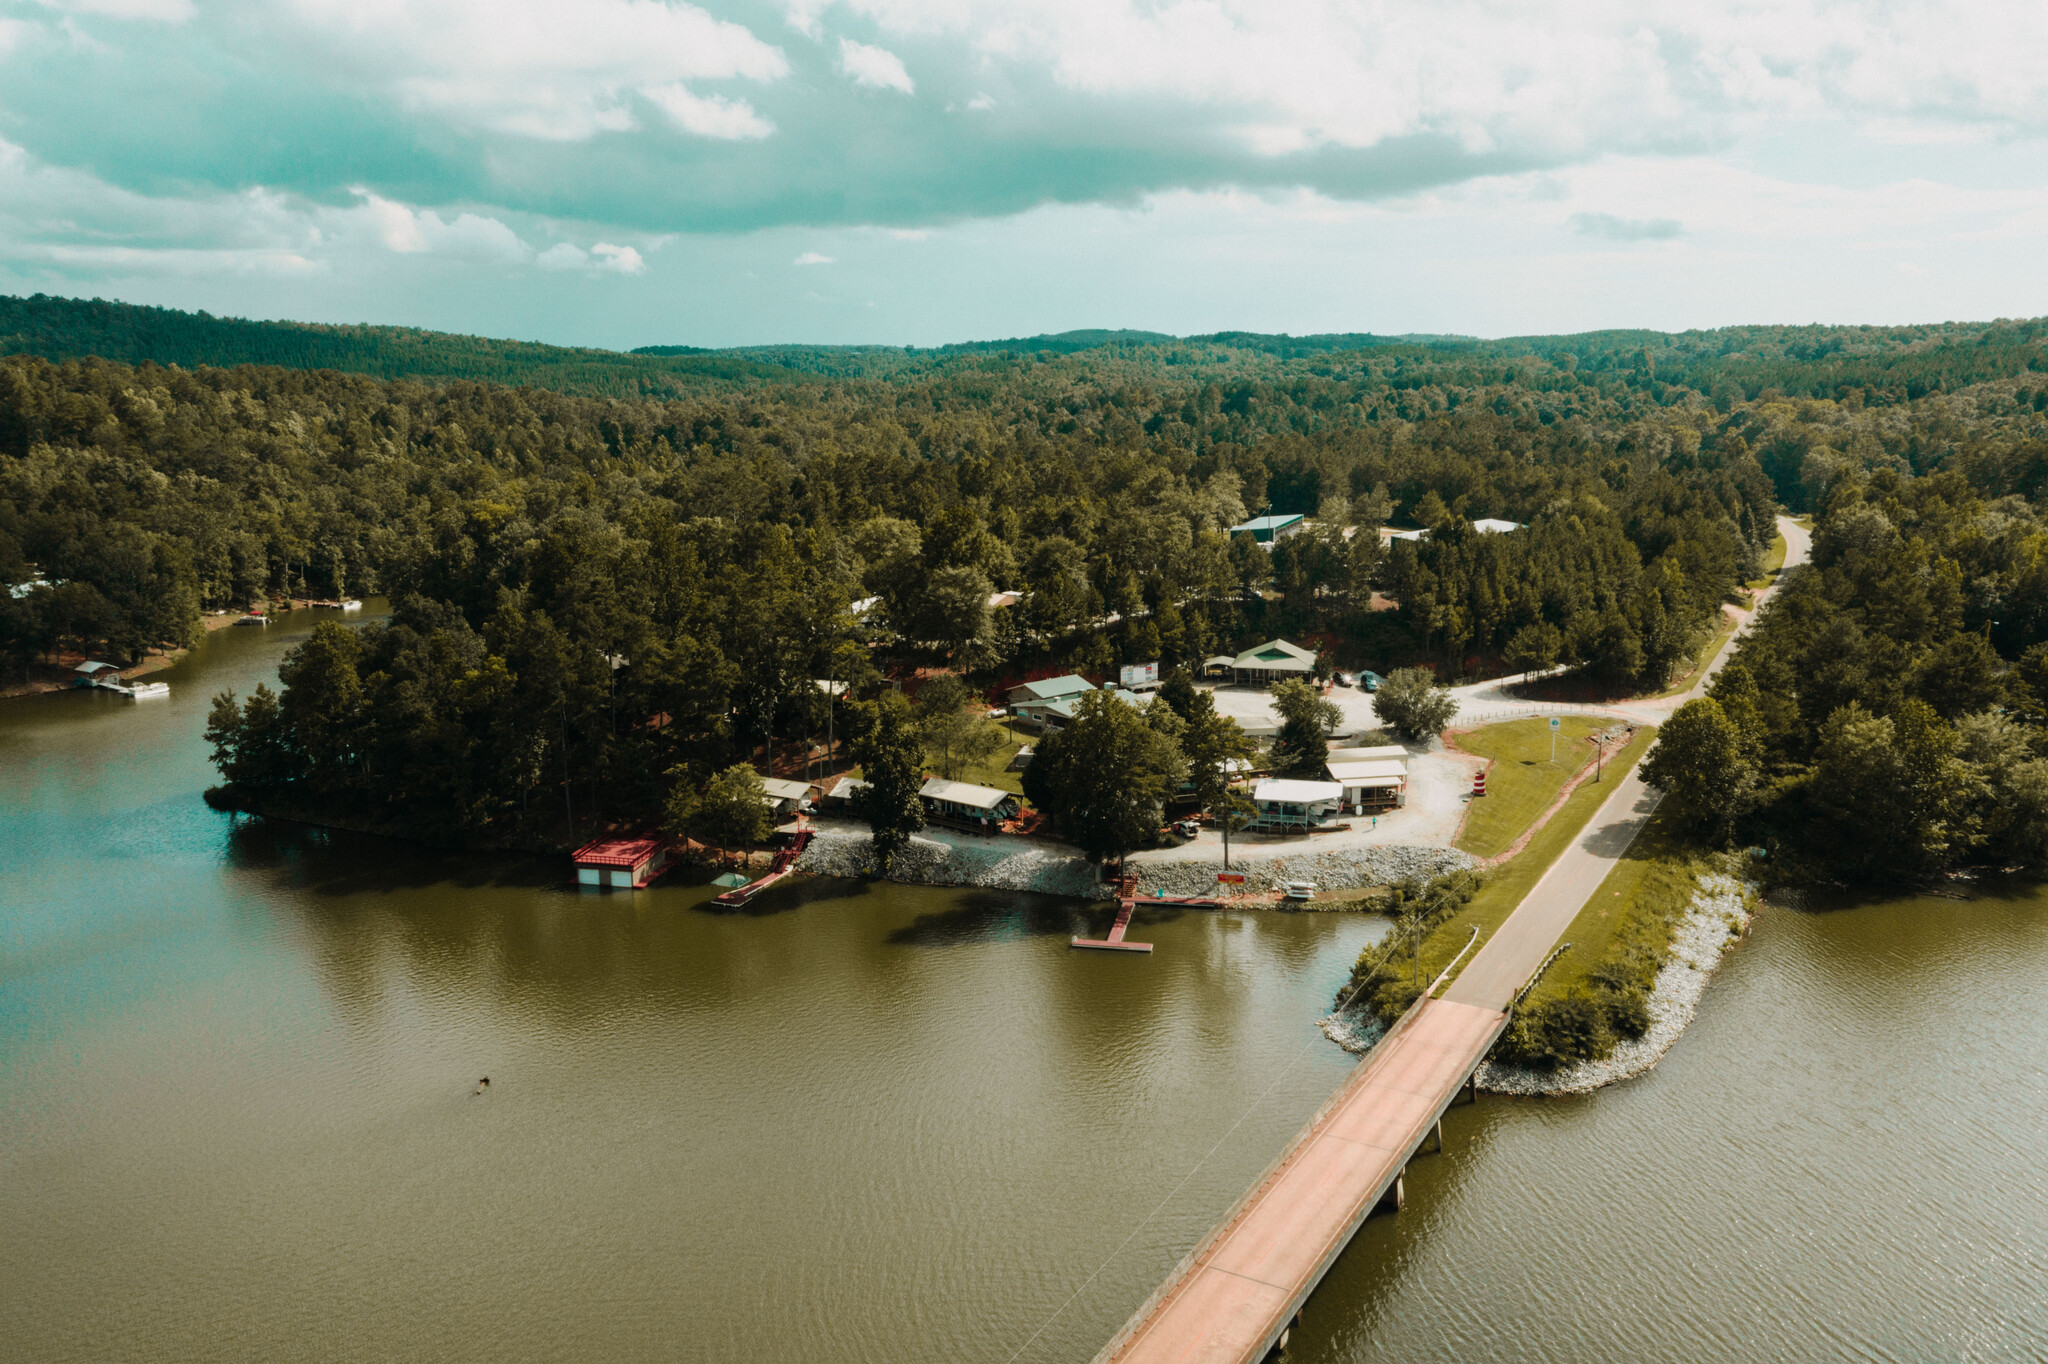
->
<box><xmin>1414</xmin><ymin>724</ymin><xmax>1657</xmax><ymax>998</ymax></box>
<box><xmin>1454</xmin><ymin>716</ymin><xmax>1614</xmax><ymax>859</ymax></box>
<box><xmin>949</xmin><ymin>734</ymin><xmax>1030</xmax><ymax>797</ymax></box>
<box><xmin>1746</xmin><ymin>529</ymin><xmax>1789</xmax><ymax>589</ymax></box>
<box><xmin>1531</xmin><ymin>803</ymin><xmax>1709</xmax><ymax>1008</ymax></box>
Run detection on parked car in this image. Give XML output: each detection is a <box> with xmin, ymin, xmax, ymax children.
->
<box><xmin>1358</xmin><ymin>671</ymin><xmax>1383</xmax><ymax>692</ymax></box>
<box><xmin>1172</xmin><ymin>818</ymin><xmax>1202</xmax><ymax>839</ymax></box>
<box><xmin>1334</xmin><ymin>671</ymin><xmax>1357</xmax><ymax>687</ymax></box>
<box><xmin>1282</xmin><ymin>880</ymin><xmax>1317</xmax><ymax>902</ymax></box>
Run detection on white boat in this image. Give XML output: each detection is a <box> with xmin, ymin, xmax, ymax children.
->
<box><xmin>96</xmin><ymin>679</ymin><xmax>168</xmax><ymax>699</ymax></box>
<box><xmin>339</xmin><ymin>599</ymin><xmax>363</xmax><ymax>611</ymax></box>
<box><xmin>1282</xmin><ymin>880</ymin><xmax>1317</xmax><ymax>901</ymax></box>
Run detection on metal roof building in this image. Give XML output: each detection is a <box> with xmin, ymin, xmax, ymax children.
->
<box><xmin>1227</xmin><ymin>513</ymin><xmax>1307</xmax><ymax>544</ymax></box>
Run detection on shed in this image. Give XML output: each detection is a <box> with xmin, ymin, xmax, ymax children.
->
<box><xmin>1327</xmin><ymin>745</ymin><xmax>1408</xmax><ymax>762</ymax></box>
<box><xmin>1228</xmin><ymin>514</ymin><xmax>1306</xmax><ymax>544</ymax></box>
<box><xmin>1325</xmin><ymin>758</ymin><xmax>1408</xmax><ymax>812</ymax></box>
<box><xmin>1230</xmin><ymin>639</ymin><xmax>1317</xmax><ymax>687</ymax></box>
<box><xmin>571</xmin><ymin>836</ymin><xmax>670</xmax><ymax>889</ymax></box>
<box><xmin>73</xmin><ymin>660</ymin><xmax>120</xmax><ymax>685</ymax></box>
<box><xmin>824</xmin><ymin>777</ymin><xmax>870</xmax><ymax>810</ymax></box>
<box><xmin>918</xmin><ymin>778</ymin><xmax>1019</xmax><ymax>831</ymax></box>
<box><xmin>1201</xmin><ymin>654</ymin><xmax>1235</xmax><ymax>679</ymax></box>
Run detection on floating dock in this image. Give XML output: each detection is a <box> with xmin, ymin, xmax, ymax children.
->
<box><xmin>97</xmin><ymin>679</ymin><xmax>169</xmax><ymax>700</ymax></box>
<box><xmin>1072</xmin><ymin>897</ymin><xmax>1151</xmax><ymax>952</ymax></box>
<box><xmin>1070</xmin><ymin>891</ymin><xmax>1227</xmax><ymax>952</ymax></box>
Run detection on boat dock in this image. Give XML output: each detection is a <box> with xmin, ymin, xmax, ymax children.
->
<box><xmin>712</xmin><ymin>829</ymin><xmax>813</xmax><ymax>906</ymax></box>
<box><xmin>1072</xmin><ymin>882</ymin><xmax>1229</xmax><ymax>953</ymax></box>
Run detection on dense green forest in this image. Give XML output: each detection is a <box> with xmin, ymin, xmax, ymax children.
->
<box><xmin>4</xmin><ymin>293</ymin><xmax>2046</xmax><ymax>869</ymax></box>
<box><xmin>1651</xmin><ymin>464</ymin><xmax>2048</xmax><ymax>875</ymax></box>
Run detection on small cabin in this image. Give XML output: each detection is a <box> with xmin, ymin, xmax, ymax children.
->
<box><xmin>918</xmin><ymin>778</ymin><xmax>1019</xmax><ymax>833</ymax></box>
<box><xmin>1250</xmin><ymin>778</ymin><xmax>1344</xmax><ymax>833</ymax></box>
<box><xmin>759</xmin><ymin>778</ymin><xmax>818</xmax><ymax>818</ymax></box>
<box><xmin>73</xmin><ymin>660</ymin><xmax>120</xmax><ymax>687</ymax></box>
<box><xmin>1007</xmin><ymin>674</ymin><xmax>1095</xmax><ymax>722</ymax></box>
<box><xmin>571</xmin><ymin>836</ymin><xmax>670</xmax><ymax>889</ymax></box>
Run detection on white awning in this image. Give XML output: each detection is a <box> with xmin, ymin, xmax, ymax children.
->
<box><xmin>1326</xmin><ymin>760</ymin><xmax>1407</xmax><ymax>782</ymax></box>
<box><xmin>1328</xmin><ymin>745</ymin><xmax>1408</xmax><ymax>762</ymax></box>
<box><xmin>918</xmin><ymin>778</ymin><xmax>1012</xmax><ymax>809</ymax></box>
<box><xmin>1253</xmin><ymin>779</ymin><xmax>1344</xmax><ymax>803</ymax></box>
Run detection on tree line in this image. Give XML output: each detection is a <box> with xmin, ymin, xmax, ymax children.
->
<box><xmin>3</xmin><ymin>301</ymin><xmax>2041</xmax><ymax>862</ymax></box>
<box><xmin>1645</xmin><ymin>466</ymin><xmax>2048</xmax><ymax>876</ymax></box>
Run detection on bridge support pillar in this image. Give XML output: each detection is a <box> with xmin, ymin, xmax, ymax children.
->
<box><xmin>1373</xmin><ymin>1173</ymin><xmax>1405</xmax><ymax>1216</ymax></box>
<box><xmin>1429</xmin><ymin>1117</ymin><xmax>1443</xmax><ymax>1153</ymax></box>
<box><xmin>1464</xmin><ymin>1071</ymin><xmax>1479</xmax><ymax>1104</ymax></box>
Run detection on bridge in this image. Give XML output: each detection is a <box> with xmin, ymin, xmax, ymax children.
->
<box><xmin>1091</xmin><ymin>766</ymin><xmax>1662</xmax><ymax>1364</ymax></box>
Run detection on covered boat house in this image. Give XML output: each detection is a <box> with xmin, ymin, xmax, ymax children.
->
<box><xmin>571</xmin><ymin>836</ymin><xmax>671</xmax><ymax>889</ymax></box>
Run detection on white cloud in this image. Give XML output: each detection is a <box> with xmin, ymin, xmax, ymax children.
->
<box><xmin>641</xmin><ymin>83</ymin><xmax>775</xmax><ymax>139</ymax></box>
<box><xmin>792</xmin><ymin>250</ymin><xmax>835</xmax><ymax>264</ymax></box>
<box><xmin>33</xmin><ymin>0</ymin><xmax>193</xmax><ymax>20</ymax></box>
<box><xmin>349</xmin><ymin>191</ymin><xmax>531</xmax><ymax>263</ymax></box>
<box><xmin>827</xmin><ymin>0</ymin><xmax>2048</xmax><ymax>156</ymax></box>
<box><xmin>837</xmin><ymin>37</ymin><xmax>914</xmax><ymax>93</ymax></box>
<box><xmin>592</xmin><ymin>242</ymin><xmax>646</xmax><ymax>272</ymax></box>
<box><xmin>0</xmin><ymin>139</ymin><xmax>658</xmax><ymax>286</ymax></box>
<box><xmin>283</xmin><ymin>0</ymin><xmax>788</xmax><ymax>141</ymax></box>
<box><xmin>964</xmin><ymin>92</ymin><xmax>995</xmax><ymax>111</ymax></box>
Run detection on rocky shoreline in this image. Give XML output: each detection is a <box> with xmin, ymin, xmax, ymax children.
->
<box><xmin>1317</xmin><ymin>873</ymin><xmax>1757</xmax><ymax>1095</ymax></box>
<box><xmin>1480</xmin><ymin>872</ymin><xmax>1755</xmax><ymax>1095</ymax></box>
<box><xmin>794</xmin><ymin>828</ymin><xmax>1475</xmax><ymax>901</ymax></box>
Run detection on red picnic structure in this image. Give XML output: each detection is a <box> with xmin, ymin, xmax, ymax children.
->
<box><xmin>572</xmin><ymin>836</ymin><xmax>671</xmax><ymax>889</ymax></box>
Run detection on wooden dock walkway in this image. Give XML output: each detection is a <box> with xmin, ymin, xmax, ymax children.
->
<box><xmin>1092</xmin><ymin>766</ymin><xmax>1664</xmax><ymax>1364</ymax></box>
<box><xmin>711</xmin><ymin>829</ymin><xmax>813</xmax><ymax>907</ymax></box>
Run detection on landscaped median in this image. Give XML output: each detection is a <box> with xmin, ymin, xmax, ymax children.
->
<box><xmin>1332</xmin><ymin>722</ymin><xmax>1657</xmax><ymax>1033</ymax></box>
<box><xmin>1452</xmin><ymin>716</ymin><xmax>1627</xmax><ymax>861</ymax></box>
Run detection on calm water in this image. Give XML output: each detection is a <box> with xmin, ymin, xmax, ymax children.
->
<box><xmin>4</xmin><ymin>612</ymin><xmax>2045</xmax><ymax>1363</ymax></box>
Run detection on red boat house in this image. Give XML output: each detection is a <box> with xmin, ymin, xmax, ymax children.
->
<box><xmin>571</xmin><ymin>836</ymin><xmax>670</xmax><ymax>889</ymax></box>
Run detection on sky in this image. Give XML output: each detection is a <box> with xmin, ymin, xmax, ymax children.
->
<box><xmin>3</xmin><ymin>0</ymin><xmax>2048</xmax><ymax>348</ymax></box>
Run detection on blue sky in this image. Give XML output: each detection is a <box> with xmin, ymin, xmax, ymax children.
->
<box><xmin>4</xmin><ymin>0</ymin><xmax>2048</xmax><ymax>348</ymax></box>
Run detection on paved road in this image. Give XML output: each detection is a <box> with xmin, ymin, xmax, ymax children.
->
<box><xmin>1441</xmin><ymin>765</ymin><xmax>1662</xmax><ymax>1008</ymax></box>
<box><xmin>1091</xmin><ymin>515</ymin><xmax>1814</xmax><ymax>1364</ymax></box>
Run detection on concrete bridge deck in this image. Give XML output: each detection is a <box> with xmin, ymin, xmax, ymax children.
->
<box><xmin>1093</xmin><ymin>764</ymin><xmax>1665</xmax><ymax>1364</ymax></box>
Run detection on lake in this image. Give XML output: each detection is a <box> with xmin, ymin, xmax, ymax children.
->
<box><xmin>3</xmin><ymin>609</ymin><xmax>2042</xmax><ymax>1362</ymax></box>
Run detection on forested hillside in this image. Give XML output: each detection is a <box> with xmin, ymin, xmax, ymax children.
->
<box><xmin>4</xmin><ymin>294</ymin><xmax>2046</xmax><ymax>864</ymax></box>
<box><xmin>0</xmin><ymin>295</ymin><xmax>810</xmax><ymax>398</ymax></box>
